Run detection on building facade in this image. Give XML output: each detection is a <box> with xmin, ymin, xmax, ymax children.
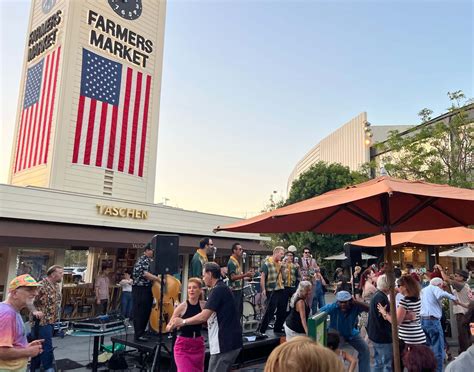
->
<box><xmin>9</xmin><ymin>0</ymin><xmax>166</xmax><ymax>203</ymax></box>
<box><xmin>287</xmin><ymin>112</ymin><xmax>411</xmax><ymax>191</ymax></box>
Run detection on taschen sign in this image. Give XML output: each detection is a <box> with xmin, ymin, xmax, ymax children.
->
<box><xmin>96</xmin><ymin>204</ymin><xmax>149</xmax><ymax>219</ymax></box>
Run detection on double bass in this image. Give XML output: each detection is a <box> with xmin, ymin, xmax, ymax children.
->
<box><xmin>149</xmin><ymin>274</ymin><xmax>181</xmax><ymax>333</ymax></box>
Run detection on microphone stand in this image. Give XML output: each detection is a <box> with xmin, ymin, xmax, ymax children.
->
<box><xmin>241</xmin><ymin>252</ymin><xmax>246</xmax><ymax>330</ymax></box>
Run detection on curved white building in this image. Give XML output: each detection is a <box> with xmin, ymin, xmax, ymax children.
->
<box><xmin>288</xmin><ymin>112</ymin><xmax>411</xmax><ymax>192</ymax></box>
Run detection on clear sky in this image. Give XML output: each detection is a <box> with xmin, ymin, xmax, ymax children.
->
<box><xmin>1</xmin><ymin>0</ymin><xmax>472</xmax><ymax>217</ymax></box>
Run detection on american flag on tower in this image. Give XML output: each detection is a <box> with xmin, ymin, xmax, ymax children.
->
<box><xmin>14</xmin><ymin>47</ymin><xmax>61</xmax><ymax>173</ymax></box>
<box><xmin>72</xmin><ymin>49</ymin><xmax>152</xmax><ymax>177</ymax></box>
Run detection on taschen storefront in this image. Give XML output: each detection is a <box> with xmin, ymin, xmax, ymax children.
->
<box><xmin>0</xmin><ymin>184</ymin><xmax>267</xmax><ymax>317</ymax></box>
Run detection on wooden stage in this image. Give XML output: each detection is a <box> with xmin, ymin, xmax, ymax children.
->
<box><xmin>111</xmin><ymin>330</ymin><xmax>281</xmax><ymax>371</ymax></box>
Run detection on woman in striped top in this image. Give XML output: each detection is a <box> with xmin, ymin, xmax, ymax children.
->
<box><xmin>377</xmin><ymin>274</ymin><xmax>426</xmax><ymax>370</ymax></box>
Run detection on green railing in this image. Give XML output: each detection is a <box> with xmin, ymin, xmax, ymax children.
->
<box><xmin>307</xmin><ymin>311</ymin><xmax>328</xmax><ymax>346</ymax></box>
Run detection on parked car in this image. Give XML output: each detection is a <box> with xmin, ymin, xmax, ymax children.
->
<box><xmin>64</xmin><ymin>267</ymin><xmax>87</xmax><ymax>283</ymax></box>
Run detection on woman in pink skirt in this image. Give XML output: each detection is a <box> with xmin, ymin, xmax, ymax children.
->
<box><xmin>167</xmin><ymin>277</ymin><xmax>206</xmax><ymax>372</ymax></box>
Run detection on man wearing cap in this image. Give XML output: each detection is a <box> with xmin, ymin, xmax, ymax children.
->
<box><xmin>30</xmin><ymin>265</ymin><xmax>64</xmax><ymax>372</ymax></box>
<box><xmin>132</xmin><ymin>245</ymin><xmax>161</xmax><ymax>342</ymax></box>
<box><xmin>282</xmin><ymin>251</ymin><xmax>300</xmax><ymax>314</ymax></box>
<box><xmin>437</xmin><ymin>265</ymin><xmax>473</xmax><ymax>353</ymax></box>
<box><xmin>0</xmin><ymin>274</ymin><xmax>44</xmax><ymax>372</ymax></box>
<box><xmin>420</xmin><ymin>277</ymin><xmax>462</xmax><ymax>372</ymax></box>
<box><xmin>320</xmin><ymin>291</ymin><xmax>370</xmax><ymax>372</ymax></box>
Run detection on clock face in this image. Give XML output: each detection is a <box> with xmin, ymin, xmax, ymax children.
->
<box><xmin>108</xmin><ymin>0</ymin><xmax>142</xmax><ymax>20</ymax></box>
<box><xmin>42</xmin><ymin>0</ymin><xmax>56</xmax><ymax>14</ymax></box>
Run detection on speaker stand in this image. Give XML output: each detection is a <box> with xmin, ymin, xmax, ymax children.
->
<box><xmin>150</xmin><ymin>274</ymin><xmax>175</xmax><ymax>372</ymax></box>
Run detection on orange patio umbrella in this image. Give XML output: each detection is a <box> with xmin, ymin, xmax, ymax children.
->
<box><xmin>351</xmin><ymin>226</ymin><xmax>474</xmax><ymax>247</ymax></box>
<box><xmin>216</xmin><ymin>176</ymin><xmax>474</xmax><ymax>372</ymax></box>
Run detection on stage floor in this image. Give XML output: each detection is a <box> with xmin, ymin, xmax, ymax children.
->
<box><xmin>111</xmin><ymin>330</ymin><xmax>281</xmax><ymax>370</ymax></box>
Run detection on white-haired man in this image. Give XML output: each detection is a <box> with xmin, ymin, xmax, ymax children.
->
<box><xmin>367</xmin><ymin>274</ymin><xmax>393</xmax><ymax>372</ymax></box>
<box><xmin>420</xmin><ymin>277</ymin><xmax>463</xmax><ymax>372</ymax></box>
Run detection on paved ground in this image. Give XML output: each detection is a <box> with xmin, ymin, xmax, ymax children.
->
<box><xmin>48</xmin><ymin>292</ymin><xmax>462</xmax><ymax>371</ymax></box>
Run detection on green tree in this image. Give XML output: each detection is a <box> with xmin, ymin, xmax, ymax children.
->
<box><xmin>262</xmin><ymin>162</ymin><xmax>369</xmax><ymax>271</ymax></box>
<box><xmin>64</xmin><ymin>250</ymin><xmax>87</xmax><ymax>267</ymax></box>
<box><xmin>376</xmin><ymin>91</ymin><xmax>473</xmax><ymax>188</ymax></box>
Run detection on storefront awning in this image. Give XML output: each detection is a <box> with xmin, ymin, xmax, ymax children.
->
<box><xmin>0</xmin><ymin>218</ymin><xmax>269</xmax><ymax>254</ymax></box>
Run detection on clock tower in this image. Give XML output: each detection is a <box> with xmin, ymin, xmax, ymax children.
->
<box><xmin>9</xmin><ymin>0</ymin><xmax>166</xmax><ymax>203</ymax></box>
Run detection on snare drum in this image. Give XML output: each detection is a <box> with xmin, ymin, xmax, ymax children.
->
<box><xmin>242</xmin><ymin>284</ymin><xmax>256</xmax><ymax>299</ymax></box>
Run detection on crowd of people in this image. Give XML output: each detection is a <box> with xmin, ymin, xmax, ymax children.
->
<box><xmin>1</xmin><ymin>240</ymin><xmax>473</xmax><ymax>372</ymax></box>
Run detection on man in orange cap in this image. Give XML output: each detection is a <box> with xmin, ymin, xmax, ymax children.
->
<box><xmin>0</xmin><ymin>274</ymin><xmax>44</xmax><ymax>371</ymax></box>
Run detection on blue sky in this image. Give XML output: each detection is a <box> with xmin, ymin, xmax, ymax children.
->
<box><xmin>1</xmin><ymin>0</ymin><xmax>472</xmax><ymax>217</ymax></box>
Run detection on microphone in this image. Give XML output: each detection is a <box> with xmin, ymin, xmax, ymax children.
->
<box><xmin>242</xmin><ymin>252</ymin><xmax>247</xmax><ymax>264</ymax></box>
<box><xmin>213</xmin><ymin>246</ymin><xmax>217</xmax><ymax>260</ymax></box>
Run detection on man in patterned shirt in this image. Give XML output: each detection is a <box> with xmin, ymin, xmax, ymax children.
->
<box><xmin>30</xmin><ymin>265</ymin><xmax>63</xmax><ymax>372</ymax></box>
<box><xmin>227</xmin><ymin>242</ymin><xmax>253</xmax><ymax>318</ymax></box>
<box><xmin>189</xmin><ymin>238</ymin><xmax>213</xmax><ymax>278</ymax></box>
<box><xmin>259</xmin><ymin>246</ymin><xmax>286</xmax><ymax>335</ymax></box>
<box><xmin>132</xmin><ymin>244</ymin><xmax>161</xmax><ymax>342</ymax></box>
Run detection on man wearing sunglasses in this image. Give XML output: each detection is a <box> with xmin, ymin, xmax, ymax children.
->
<box><xmin>190</xmin><ymin>237</ymin><xmax>214</xmax><ymax>278</ymax></box>
<box><xmin>300</xmin><ymin>247</ymin><xmax>317</xmax><ymax>281</ymax></box>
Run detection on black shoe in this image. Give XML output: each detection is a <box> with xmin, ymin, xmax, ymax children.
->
<box><xmin>134</xmin><ymin>336</ymin><xmax>149</xmax><ymax>342</ymax></box>
<box><xmin>255</xmin><ymin>331</ymin><xmax>268</xmax><ymax>339</ymax></box>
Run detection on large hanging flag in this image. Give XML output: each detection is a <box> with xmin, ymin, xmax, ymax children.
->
<box><xmin>72</xmin><ymin>49</ymin><xmax>152</xmax><ymax>177</ymax></box>
<box><xmin>14</xmin><ymin>46</ymin><xmax>61</xmax><ymax>173</ymax></box>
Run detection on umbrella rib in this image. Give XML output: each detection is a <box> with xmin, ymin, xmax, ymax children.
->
<box><xmin>427</xmin><ymin>204</ymin><xmax>466</xmax><ymax>226</ymax></box>
<box><xmin>392</xmin><ymin>197</ymin><xmax>437</xmax><ymax>228</ymax></box>
<box><xmin>345</xmin><ymin>204</ymin><xmax>383</xmax><ymax>227</ymax></box>
<box><xmin>309</xmin><ymin>205</ymin><xmax>346</xmax><ymax>230</ymax></box>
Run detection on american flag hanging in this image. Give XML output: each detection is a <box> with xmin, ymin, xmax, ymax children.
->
<box><xmin>14</xmin><ymin>47</ymin><xmax>61</xmax><ymax>173</ymax></box>
<box><xmin>72</xmin><ymin>49</ymin><xmax>152</xmax><ymax>177</ymax></box>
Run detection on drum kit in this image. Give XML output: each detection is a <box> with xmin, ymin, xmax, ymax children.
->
<box><xmin>241</xmin><ymin>277</ymin><xmax>262</xmax><ymax>333</ymax></box>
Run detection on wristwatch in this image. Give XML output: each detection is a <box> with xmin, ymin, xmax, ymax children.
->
<box><xmin>182</xmin><ymin>319</ymin><xmax>187</xmax><ymax>326</ymax></box>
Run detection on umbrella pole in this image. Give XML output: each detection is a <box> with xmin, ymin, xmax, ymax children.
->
<box><xmin>382</xmin><ymin>195</ymin><xmax>401</xmax><ymax>372</ymax></box>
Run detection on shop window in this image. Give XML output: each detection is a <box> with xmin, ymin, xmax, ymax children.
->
<box><xmin>17</xmin><ymin>249</ymin><xmax>55</xmax><ymax>280</ymax></box>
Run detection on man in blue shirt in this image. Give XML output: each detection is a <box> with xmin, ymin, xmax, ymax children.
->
<box><xmin>420</xmin><ymin>277</ymin><xmax>461</xmax><ymax>372</ymax></box>
<box><xmin>320</xmin><ymin>291</ymin><xmax>370</xmax><ymax>372</ymax></box>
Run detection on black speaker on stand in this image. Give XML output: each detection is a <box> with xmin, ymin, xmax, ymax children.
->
<box><xmin>149</xmin><ymin>234</ymin><xmax>179</xmax><ymax>372</ymax></box>
<box><xmin>343</xmin><ymin>243</ymin><xmax>362</xmax><ymax>295</ymax></box>
<box><xmin>150</xmin><ymin>234</ymin><xmax>179</xmax><ymax>275</ymax></box>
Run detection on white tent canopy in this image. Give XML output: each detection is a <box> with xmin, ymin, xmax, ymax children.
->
<box><xmin>438</xmin><ymin>245</ymin><xmax>474</xmax><ymax>258</ymax></box>
<box><xmin>324</xmin><ymin>252</ymin><xmax>378</xmax><ymax>261</ymax></box>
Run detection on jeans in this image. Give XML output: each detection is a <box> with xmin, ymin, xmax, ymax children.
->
<box><xmin>132</xmin><ymin>285</ymin><xmax>153</xmax><ymax>339</ymax></box>
<box><xmin>372</xmin><ymin>342</ymin><xmax>393</xmax><ymax>372</ymax></box>
<box><xmin>311</xmin><ymin>290</ymin><xmax>325</xmax><ymax>314</ymax></box>
<box><xmin>232</xmin><ymin>290</ymin><xmax>243</xmax><ymax>320</ymax></box>
<box><xmin>208</xmin><ymin>348</ymin><xmax>241</xmax><ymax>372</ymax></box>
<box><xmin>30</xmin><ymin>324</ymin><xmax>54</xmax><ymax>372</ymax></box>
<box><xmin>121</xmin><ymin>291</ymin><xmax>133</xmax><ymax>319</ymax></box>
<box><xmin>345</xmin><ymin>334</ymin><xmax>370</xmax><ymax>372</ymax></box>
<box><xmin>259</xmin><ymin>290</ymin><xmax>286</xmax><ymax>333</ymax></box>
<box><xmin>421</xmin><ymin>318</ymin><xmax>444</xmax><ymax>372</ymax></box>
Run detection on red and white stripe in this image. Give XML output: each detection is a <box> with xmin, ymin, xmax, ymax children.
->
<box><xmin>14</xmin><ymin>47</ymin><xmax>61</xmax><ymax>173</ymax></box>
<box><xmin>72</xmin><ymin>67</ymin><xmax>152</xmax><ymax>177</ymax></box>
